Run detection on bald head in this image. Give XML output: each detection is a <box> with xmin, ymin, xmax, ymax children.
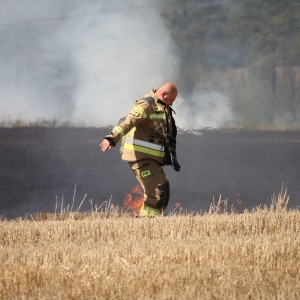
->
<box><xmin>155</xmin><ymin>82</ymin><xmax>178</xmax><ymax>106</ymax></box>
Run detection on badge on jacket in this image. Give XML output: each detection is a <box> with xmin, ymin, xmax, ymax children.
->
<box><xmin>130</xmin><ymin>108</ymin><xmax>140</xmax><ymax>117</ymax></box>
<box><xmin>153</xmin><ymin>105</ymin><xmax>160</xmax><ymax>112</ymax></box>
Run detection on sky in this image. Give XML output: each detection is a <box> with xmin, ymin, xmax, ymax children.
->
<box><xmin>0</xmin><ymin>0</ymin><xmax>233</xmax><ymax>129</ymax></box>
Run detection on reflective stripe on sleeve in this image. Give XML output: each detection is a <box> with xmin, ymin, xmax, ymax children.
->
<box><xmin>124</xmin><ymin>137</ymin><xmax>165</xmax><ymax>158</ymax></box>
<box><xmin>112</xmin><ymin>126</ymin><xmax>125</xmax><ymax>137</ymax></box>
<box><xmin>140</xmin><ymin>204</ymin><xmax>161</xmax><ymax>217</ymax></box>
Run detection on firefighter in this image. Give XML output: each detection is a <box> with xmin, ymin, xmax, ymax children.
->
<box><xmin>100</xmin><ymin>82</ymin><xmax>180</xmax><ymax>217</ymax></box>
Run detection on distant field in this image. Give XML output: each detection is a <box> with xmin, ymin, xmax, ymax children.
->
<box><xmin>0</xmin><ymin>193</ymin><xmax>299</xmax><ymax>299</ymax></box>
<box><xmin>1</xmin><ymin>127</ymin><xmax>300</xmax><ymax>219</ymax></box>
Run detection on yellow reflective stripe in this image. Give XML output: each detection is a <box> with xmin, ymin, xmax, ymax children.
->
<box><xmin>128</xmin><ymin>127</ymin><xmax>136</xmax><ymax>138</ymax></box>
<box><xmin>123</xmin><ymin>143</ymin><xmax>165</xmax><ymax>158</ymax></box>
<box><xmin>150</xmin><ymin>113</ymin><xmax>165</xmax><ymax>120</ymax></box>
<box><xmin>125</xmin><ymin>137</ymin><xmax>164</xmax><ymax>151</ymax></box>
<box><xmin>140</xmin><ymin>204</ymin><xmax>161</xmax><ymax>217</ymax></box>
<box><xmin>134</xmin><ymin>105</ymin><xmax>147</xmax><ymax>119</ymax></box>
<box><xmin>112</xmin><ymin>126</ymin><xmax>124</xmax><ymax>137</ymax></box>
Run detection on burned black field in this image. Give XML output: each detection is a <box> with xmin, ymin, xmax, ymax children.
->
<box><xmin>0</xmin><ymin>127</ymin><xmax>300</xmax><ymax>219</ymax></box>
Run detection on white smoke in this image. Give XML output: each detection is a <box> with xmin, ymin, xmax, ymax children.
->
<box><xmin>0</xmin><ymin>0</ymin><xmax>233</xmax><ymax>129</ymax></box>
<box><xmin>174</xmin><ymin>91</ymin><xmax>234</xmax><ymax>130</ymax></box>
<box><xmin>0</xmin><ymin>0</ymin><xmax>175</xmax><ymax>126</ymax></box>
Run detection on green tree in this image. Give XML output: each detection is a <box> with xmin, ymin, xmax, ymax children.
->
<box><xmin>161</xmin><ymin>0</ymin><xmax>230</xmax><ymax>99</ymax></box>
<box><xmin>229</xmin><ymin>0</ymin><xmax>300</xmax><ymax>67</ymax></box>
<box><xmin>228</xmin><ymin>0</ymin><xmax>300</xmax><ymax>121</ymax></box>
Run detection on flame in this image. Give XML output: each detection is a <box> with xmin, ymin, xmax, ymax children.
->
<box><xmin>124</xmin><ymin>193</ymin><xmax>133</xmax><ymax>207</ymax></box>
<box><xmin>234</xmin><ymin>191</ymin><xmax>243</xmax><ymax>213</ymax></box>
<box><xmin>131</xmin><ymin>185</ymin><xmax>143</xmax><ymax>195</ymax></box>
<box><xmin>123</xmin><ymin>184</ymin><xmax>144</xmax><ymax>216</ymax></box>
<box><xmin>175</xmin><ymin>202</ymin><xmax>181</xmax><ymax>207</ymax></box>
<box><xmin>235</xmin><ymin>192</ymin><xmax>242</xmax><ymax>205</ymax></box>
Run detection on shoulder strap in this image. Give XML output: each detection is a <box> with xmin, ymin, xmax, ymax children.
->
<box><xmin>157</xmin><ymin>99</ymin><xmax>176</xmax><ymax>114</ymax></box>
<box><xmin>135</xmin><ymin>96</ymin><xmax>154</xmax><ymax>105</ymax></box>
<box><xmin>141</xmin><ymin>96</ymin><xmax>154</xmax><ymax>105</ymax></box>
<box><xmin>164</xmin><ymin>106</ymin><xmax>177</xmax><ymax>138</ymax></box>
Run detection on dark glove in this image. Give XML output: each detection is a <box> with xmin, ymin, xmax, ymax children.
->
<box><xmin>171</xmin><ymin>152</ymin><xmax>180</xmax><ymax>172</ymax></box>
<box><xmin>104</xmin><ymin>137</ymin><xmax>116</xmax><ymax>147</ymax></box>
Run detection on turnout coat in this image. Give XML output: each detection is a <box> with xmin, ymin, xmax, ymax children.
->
<box><xmin>105</xmin><ymin>88</ymin><xmax>177</xmax><ymax>165</ymax></box>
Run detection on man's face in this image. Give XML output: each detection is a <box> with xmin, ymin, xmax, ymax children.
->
<box><xmin>163</xmin><ymin>91</ymin><xmax>177</xmax><ymax>106</ymax></box>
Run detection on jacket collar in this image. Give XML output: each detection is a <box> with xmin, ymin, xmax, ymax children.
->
<box><xmin>150</xmin><ymin>88</ymin><xmax>176</xmax><ymax>114</ymax></box>
<box><xmin>150</xmin><ymin>88</ymin><xmax>166</xmax><ymax>107</ymax></box>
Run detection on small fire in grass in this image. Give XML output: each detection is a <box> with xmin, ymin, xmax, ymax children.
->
<box><xmin>235</xmin><ymin>192</ymin><xmax>242</xmax><ymax>205</ymax></box>
<box><xmin>233</xmin><ymin>192</ymin><xmax>243</xmax><ymax>214</ymax></box>
<box><xmin>175</xmin><ymin>202</ymin><xmax>181</xmax><ymax>207</ymax></box>
<box><xmin>123</xmin><ymin>184</ymin><xmax>144</xmax><ymax>216</ymax></box>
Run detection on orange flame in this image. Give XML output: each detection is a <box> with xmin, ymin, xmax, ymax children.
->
<box><xmin>235</xmin><ymin>192</ymin><xmax>243</xmax><ymax>205</ymax></box>
<box><xmin>131</xmin><ymin>185</ymin><xmax>143</xmax><ymax>195</ymax></box>
<box><xmin>123</xmin><ymin>184</ymin><xmax>144</xmax><ymax>216</ymax></box>
<box><xmin>175</xmin><ymin>202</ymin><xmax>181</xmax><ymax>207</ymax></box>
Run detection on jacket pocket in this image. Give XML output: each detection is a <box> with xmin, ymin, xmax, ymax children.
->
<box><xmin>131</xmin><ymin>159</ymin><xmax>150</xmax><ymax>170</ymax></box>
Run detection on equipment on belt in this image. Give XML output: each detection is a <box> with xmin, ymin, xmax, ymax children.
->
<box><xmin>161</xmin><ymin>124</ymin><xmax>180</xmax><ymax>172</ymax></box>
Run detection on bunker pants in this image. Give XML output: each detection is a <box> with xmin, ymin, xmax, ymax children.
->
<box><xmin>128</xmin><ymin>159</ymin><xmax>170</xmax><ymax>216</ymax></box>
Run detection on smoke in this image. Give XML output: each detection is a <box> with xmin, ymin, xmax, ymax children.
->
<box><xmin>174</xmin><ymin>91</ymin><xmax>234</xmax><ymax>131</ymax></box>
<box><xmin>0</xmin><ymin>0</ymin><xmax>233</xmax><ymax>129</ymax></box>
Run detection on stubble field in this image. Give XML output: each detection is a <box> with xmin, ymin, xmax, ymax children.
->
<box><xmin>1</xmin><ymin>194</ymin><xmax>300</xmax><ymax>299</ymax></box>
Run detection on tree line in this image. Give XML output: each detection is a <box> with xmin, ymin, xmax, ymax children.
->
<box><xmin>161</xmin><ymin>0</ymin><xmax>300</xmax><ymax>126</ymax></box>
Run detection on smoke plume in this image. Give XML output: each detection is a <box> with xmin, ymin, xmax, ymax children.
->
<box><xmin>0</xmin><ymin>0</ymin><xmax>233</xmax><ymax>129</ymax></box>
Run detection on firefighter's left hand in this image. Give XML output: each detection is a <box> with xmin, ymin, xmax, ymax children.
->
<box><xmin>100</xmin><ymin>139</ymin><xmax>113</xmax><ymax>152</ymax></box>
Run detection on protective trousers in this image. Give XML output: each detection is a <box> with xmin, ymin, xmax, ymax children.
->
<box><xmin>128</xmin><ymin>159</ymin><xmax>170</xmax><ymax>217</ymax></box>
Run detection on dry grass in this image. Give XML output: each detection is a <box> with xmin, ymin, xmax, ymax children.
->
<box><xmin>1</xmin><ymin>189</ymin><xmax>300</xmax><ymax>299</ymax></box>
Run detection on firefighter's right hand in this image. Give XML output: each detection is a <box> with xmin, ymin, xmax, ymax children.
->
<box><xmin>100</xmin><ymin>139</ymin><xmax>113</xmax><ymax>152</ymax></box>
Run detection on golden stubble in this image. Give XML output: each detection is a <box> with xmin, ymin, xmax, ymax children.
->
<box><xmin>0</xmin><ymin>201</ymin><xmax>300</xmax><ymax>299</ymax></box>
